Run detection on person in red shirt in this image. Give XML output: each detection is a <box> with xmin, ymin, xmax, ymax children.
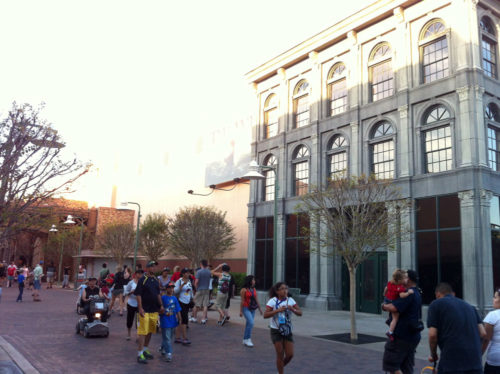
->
<box><xmin>383</xmin><ymin>269</ymin><xmax>414</xmax><ymax>340</ymax></box>
<box><xmin>170</xmin><ymin>266</ymin><xmax>181</xmax><ymax>283</ymax></box>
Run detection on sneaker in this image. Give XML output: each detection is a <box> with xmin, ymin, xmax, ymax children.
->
<box><xmin>189</xmin><ymin>317</ymin><xmax>197</xmax><ymax>323</ymax></box>
<box><xmin>242</xmin><ymin>339</ymin><xmax>247</xmax><ymax>345</ymax></box>
<box><xmin>244</xmin><ymin>339</ymin><xmax>254</xmax><ymax>347</ymax></box>
<box><xmin>220</xmin><ymin>315</ymin><xmax>227</xmax><ymax>326</ymax></box>
<box><xmin>143</xmin><ymin>350</ymin><xmax>154</xmax><ymax>359</ymax></box>
<box><xmin>217</xmin><ymin>320</ymin><xmax>222</xmax><ymax>326</ymax></box>
<box><xmin>164</xmin><ymin>354</ymin><xmax>172</xmax><ymax>362</ymax></box>
<box><xmin>201</xmin><ymin>319</ymin><xmax>207</xmax><ymax>325</ymax></box>
<box><xmin>182</xmin><ymin>339</ymin><xmax>191</xmax><ymax>345</ymax></box>
<box><xmin>174</xmin><ymin>338</ymin><xmax>182</xmax><ymax>344</ymax></box>
<box><xmin>208</xmin><ymin>301</ymin><xmax>214</xmax><ymax>309</ymax></box>
<box><xmin>137</xmin><ymin>355</ymin><xmax>147</xmax><ymax>364</ymax></box>
<box><xmin>126</xmin><ymin>336</ymin><xmax>131</xmax><ymax>341</ymax></box>
<box><xmin>158</xmin><ymin>347</ymin><xmax>165</xmax><ymax>356</ymax></box>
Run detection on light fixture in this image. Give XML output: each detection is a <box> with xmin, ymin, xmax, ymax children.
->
<box><xmin>64</xmin><ymin>215</ymin><xmax>76</xmax><ymax>225</ymax></box>
<box><xmin>242</xmin><ymin>160</ymin><xmax>265</xmax><ymax>180</ymax></box>
<box><xmin>49</xmin><ymin>224</ymin><xmax>58</xmax><ymax>232</ymax></box>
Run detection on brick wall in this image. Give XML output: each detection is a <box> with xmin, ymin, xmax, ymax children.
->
<box><xmin>95</xmin><ymin>207</ymin><xmax>135</xmax><ymax>237</ymax></box>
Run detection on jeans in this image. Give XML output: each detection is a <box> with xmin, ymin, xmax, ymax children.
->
<box><xmin>62</xmin><ymin>275</ymin><xmax>69</xmax><ymax>287</ymax></box>
<box><xmin>161</xmin><ymin>327</ymin><xmax>174</xmax><ymax>354</ymax></box>
<box><xmin>242</xmin><ymin>307</ymin><xmax>256</xmax><ymax>340</ymax></box>
<box><xmin>17</xmin><ymin>285</ymin><xmax>24</xmax><ymax>301</ymax></box>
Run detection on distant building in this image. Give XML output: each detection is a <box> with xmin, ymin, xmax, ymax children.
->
<box><xmin>245</xmin><ymin>0</ymin><xmax>500</xmax><ymax>313</ymax></box>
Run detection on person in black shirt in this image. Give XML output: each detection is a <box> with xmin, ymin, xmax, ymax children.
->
<box><xmin>382</xmin><ymin>270</ymin><xmax>422</xmax><ymax>374</ymax></box>
<box><xmin>134</xmin><ymin>261</ymin><xmax>164</xmax><ymax>364</ymax></box>
<box><xmin>62</xmin><ymin>266</ymin><xmax>70</xmax><ymax>289</ymax></box>
<box><xmin>110</xmin><ymin>266</ymin><xmax>126</xmax><ymax>316</ymax></box>
<box><xmin>81</xmin><ymin>277</ymin><xmax>106</xmax><ymax>323</ymax></box>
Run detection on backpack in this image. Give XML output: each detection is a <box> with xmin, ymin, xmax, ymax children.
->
<box><xmin>219</xmin><ymin>279</ymin><xmax>229</xmax><ymax>294</ymax></box>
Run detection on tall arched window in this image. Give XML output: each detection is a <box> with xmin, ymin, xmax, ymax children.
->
<box><xmin>293</xmin><ymin>80</ymin><xmax>310</xmax><ymax>128</ymax></box>
<box><xmin>327</xmin><ymin>135</ymin><xmax>348</xmax><ymax>180</ymax></box>
<box><xmin>327</xmin><ymin>63</ymin><xmax>347</xmax><ymax>116</ymax></box>
<box><xmin>263</xmin><ymin>154</ymin><xmax>277</xmax><ymax>201</ymax></box>
<box><xmin>263</xmin><ymin>94</ymin><xmax>278</xmax><ymax>139</ymax></box>
<box><xmin>420</xmin><ymin>20</ymin><xmax>449</xmax><ymax>83</ymax></box>
<box><xmin>480</xmin><ymin>17</ymin><xmax>498</xmax><ymax>79</ymax></box>
<box><xmin>370</xmin><ymin>122</ymin><xmax>394</xmax><ymax>179</ymax></box>
<box><xmin>423</xmin><ymin>105</ymin><xmax>452</xmax><ymax>173</ymax></box>
<box><xmin>486</xmin><ymin>103</ymin><xmax>500</xmax><ymax>171</ymax></box>
<box><xmin>293</xmin><ymin>145</ymin><xmax>310</xmax><ymax>196</ymax></box>
<box><xmin>369</xmin><ymin>44</ymin><xmax>393</xmax><ymax>102</ymax></box>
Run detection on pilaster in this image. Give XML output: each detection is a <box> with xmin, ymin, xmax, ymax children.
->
<box><xmin>350</xmin><ymin>122</ymin><xmax>359</xmax><ymax>176</ymax></box>
<box><xmin>277</xmin><ymin>68</ymin><xmax>288</xmax><ymax>134</ymax></box>
<box><xmin>399</xmin><ymin>105</ymin><xmax>410</xmax><ymax>177</ymax></box>
<box><xmin>457</xmin><ymin>86</ymin><xmax>473</xmax><ymax>167</ymax></box>
<box><xmin>246</xmin><ymin>217</ymin><xmax>256</xmax><ymax>275</ymax></box>
<box><xmin>309</xmin><ymin>51</ymin><xmax>321</xmax><ymax>123</ymax></box>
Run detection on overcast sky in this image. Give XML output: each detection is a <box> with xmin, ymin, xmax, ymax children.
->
<box><xmin>0</xmin><ymin>0</ymin><xmax>368</xmax><ymax>213</ymax></box>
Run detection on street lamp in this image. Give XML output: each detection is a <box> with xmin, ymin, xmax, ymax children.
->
<box><xmin>64</xmin><ymin>215</ymin><xmax>85</xmax><ymax>290</ymax></box>
<box><xmin>243</xmin><ymin>160</ymin><xmax>279</xmax><ymax>284</ymax></box>
<box><xmin>119</xmin><ymin>202</ymin><xmax>141</xmax><ymax>271</ymax></box>
<box><xmin>49</xmin><ymin>225</ymin><xmax>65</xmax><ymax>286</ymax></box>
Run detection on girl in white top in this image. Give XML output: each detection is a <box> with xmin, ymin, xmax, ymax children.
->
<box><xmin>174</xmin><ymin>268</ymin><xmax>193</xmax><ymax>345</ymax></box>
<box><xmin>263</xmin><ymin>282</ymin><xmax>302</xmax><ymax>374</ymax></box>
<box><xmin>482</xmin><ymin>288</ymin><xmax>500</xmax><ymax>373</ymax></box>
<box><xmin>123</xmin><ymin>270</ymin><xmax>141</xmax><ymax>340</ymax></box>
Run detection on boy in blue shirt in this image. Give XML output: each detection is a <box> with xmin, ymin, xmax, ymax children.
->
<box><xmin>160</xmin><ymin>281</ymin><xmax>181</xmax><ymax>362</ymax></box>
<box><xmin>16</xmin><ymin>270</ymin><xmax>25</xmax><ymax>302</ymax></box>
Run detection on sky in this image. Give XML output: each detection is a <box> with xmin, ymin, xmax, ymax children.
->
<box><xmin>0</xmin><ymin>0</ymin><xmax>367</xmax><ymax>215</ymax></box>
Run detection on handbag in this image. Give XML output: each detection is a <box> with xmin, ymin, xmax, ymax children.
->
<box><xmin>275</xmin><ymin>298</ymin><xmax>292</xmax><ymax>337</ymax></box>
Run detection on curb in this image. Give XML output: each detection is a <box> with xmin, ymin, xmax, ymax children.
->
<box><xmin>0</xmin><ymin>336</ymin><xmax>40</xmax><ymax>374</ymax></box>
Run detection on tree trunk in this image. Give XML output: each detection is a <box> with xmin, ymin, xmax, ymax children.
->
<box><xmin>349</xmin><ymin>266</ymin><xmax>358</xmax><ymax>343</ymax></box>
<box><xmin>57</xmin><ymin>238</ymin><xmax>64</xmax><ymax>285</ymax></box>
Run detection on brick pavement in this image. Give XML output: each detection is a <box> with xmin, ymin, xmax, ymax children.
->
<box><xmin>0</xmin><ymin>286</ymin><xmax>430</xmax><ymax>373</ymax></box>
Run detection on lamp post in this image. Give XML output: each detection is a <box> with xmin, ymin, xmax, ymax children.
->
<box><xmin>120</xmin><ymin>202</ymin><xmax>141</xmax><ymax>271</ymax></box>
<box><xmin>64</xmin><ymin>215</ymin><xmax>85</xmax><ymax>290</ymax></box>
<box><xmin>49</xmin><ymin>224</ymin><xmax>65</xmax><ymax>286</ymax></box>
<box><xmin>243</xmin><ymin>160</ymin><xmax>279</xmax><ymax>285</ymax></box>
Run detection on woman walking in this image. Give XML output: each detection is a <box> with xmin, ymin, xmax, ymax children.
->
<box><xmin>124</xmin><ymin>270</ymin><xmax>142</xmax><ymax>340</ymax></box>
<box><xmin>109</xmin><ymin>266</ymin><xmax>126</xmax><ymax>315</ymax></box>
<box><xmin>483</xmin><ymin>287</ymin><xmax>500</xmax><ymax>373</ymax></box>
<box><xmin>239</xmin><ymin>275</ymin><xmax>262</xmax><ymax>347</ymax></box>
<box><xmin>173</xmin><ymin>268</ymin><xmax>193</xmax><ymax>345</ymax></box>
<box><xmin>263</xmin><ymin>282</ymin><xmax>302</xmax><ymax>374</ymax></box>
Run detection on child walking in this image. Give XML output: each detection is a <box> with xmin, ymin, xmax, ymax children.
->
<box><xmin>383</xmin><ymin>269</ymin><xmax>413</xmax><ymax>340</ymax></box>
<box><xmin>160</xmin><ymin>281</ymin><xmax>181</xmax><ymax>362</ymax></box>
<box><xmin>16</xmin><ymin>270</ymin><xmax>25</xmax><ymax>302</ymax></box>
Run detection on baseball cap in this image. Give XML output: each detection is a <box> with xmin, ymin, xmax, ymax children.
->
<box><xmin>146</xmin><ymin>260</ymin><xmax>158</xmax><ymax>268</ymax></box>
<box><xmin>39</xmin><ymin>260</ymin><xmax>44</xmax><ymax>264</ymax></box>
<box><xmin>166</xmin><ymin>281</ymin><xmax>175</xmax><ymax>288</ymax></box>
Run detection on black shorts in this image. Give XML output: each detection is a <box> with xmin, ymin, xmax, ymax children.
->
<box><xmin>270</xmin><ymin>328</ymin><xmax>294</xmax><ymax>343</ymax></box>
<box><xmin>382</xmin><ymin>337</ymin><xmax>419</xmax><ymax>374</ymax></box>
<box><xmin>179</xmin><ymin>301</ymin><xmax>189</xmax><ymax>325</ymax></box>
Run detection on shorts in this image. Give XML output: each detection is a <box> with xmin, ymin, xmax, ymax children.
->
<box><xmin>34</xmin><ymin>280</ymin><xmax>41</xmax><ymax>290</ymax></box>
<box><xmin>137</xmin><ymin>312</ymin><xmax>158</xmax><ymax>335</ymax></box>
<box><xmin>194</xmin><ymin>289</ymin><xmax>210</xmax><ymax>307</ymax></box>
<box><xmin>270</xmin><ymin>328</ymin><xmax>294</xmax><ymax>343</ymax></box>
<box><xmin>7</xmin><ymin>276</ymin><xmax>13</xmax><ymax>281</ymax></box>
<box><xmin>46</xmin><ymin>272</ymin><xmax>54</xmax><ymax>281</ymax></box>
<box><xmin>112</xmin><ymin>289</ymin><xmax>123</xmax><ymax>297</ymax></box>
<box><xmin>382</xmin><ymin>337</ymin><xmax>419</xmax><ymax>374</ymax></box>
<box><xmin>215</xmin><ymin>292</ymin><xmax>228</xmax><ymax>310</ymax></box>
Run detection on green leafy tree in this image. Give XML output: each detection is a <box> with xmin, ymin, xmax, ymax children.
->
<box><xmin>140</xmin><ymin>213</ymin><xmax>169</xmax><ymax>262</ymax></box>
<box><xmin>167</xmin><ymin>206</ymin><xmax>236</xmax><ymax>267</ymax></box>
<box><xmin>97</xmin><ymin>223</ymin><xmax>135</xmax><ymax>267</ymax></box>
<box><xmin>298</xmin><ymin>174</ymin><xmax>407</xmax><ymax>343</ymax></box>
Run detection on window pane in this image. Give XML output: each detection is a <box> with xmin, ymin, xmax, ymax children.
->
<box><xmin>424</xmin><ymin>126</ymin><xmax>452</xmax><ymax>173</ymax></box>
<box><xmin>371</xmin><ymin>60</ymin><xmax>394</xmax><ymax>101</ymax></box>
<box><xmin>423</xmin><ymin>37</ymin><xmax>449</xmax><ymax>83</ymax></box>
<box><xmin>438</xmin><ymin>195</ymin><xmax>460</xmax><ymax>228</ymax></box>
<box><xmin>285</xmin><ymin>239</ymin><xmax>297</xmax><ymax>289</ymax></box>
<box><xmin>417</xmin><ymin>197</ymin><xmax>437</xmax><ymax>230</ymax></box>
<box><xmin>286</xmin><ymin>214</ymin><xmax>298</xmax><ymax>237</ymax></box>
<box><xmin>329</xmin><ymin>79</ymin><xmax>347</xmax><ymax>115</ymax></box>
<box><xmin>439</xmin><ymin>230</ymin><xmax>462</xmax><ymax>299</ymax></box>
<box><xmin>266</xmin><ymin>217</ymin><xmax>274</xmax><ymax>239</ymax></box>
<box><xmin>330</xmin><ymin>151</ymin><xmax>347</xmax><ymax>179</ymax></box>
<box><xmin>294</xmin><ymin>161</ymin><xmax>309</xmax><ymax>195</ymax></box>
<box><xmin>371</xmin><ymin>140</ymin><xmax>394</xmax><ymax>179</ymax></box>
<box><xmin>491</xmin><ymin>196</ymin><xmax>500</xmax><ymax>227</ymax></box>
<box><xmin>294</xmin><ymin>95</ymin><xmax>309</xmax><ymax>128</ymax></box>
<box><xmin>417</xmin><ymin>231</ymin><xmax>438</xmax><ymax>304</ymax></box>
<box><xmin>298</xmin><ymin>239</ymin><xmax>310</xmax><ymax>294</ymax></box>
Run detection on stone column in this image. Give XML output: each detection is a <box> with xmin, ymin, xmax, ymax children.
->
<box><xmin>474</xmin><ymin>86</ymin><xmax>487</xmax><ymax>167</ymax></box>
<box><xmin>398</xmin><ymin>105</ymin><xmax>410</xmax><ymax>177</ymax></box>
<box><xmin>309</xmin><ymin>51</ymin><xmax>321</xmax><ymax>124</ymax></box>
<box><xmin>347</xmin><ymin>31</ymin><xmax>359</xmax><ymax>109</ymax></box>
<box><xmin>399</xmin><ymin>199</ymin><xmax>415</xmax><ymax>270</ymax></box>
<box><xmin>479</xmin><ymin>190</ymin><xmax>494</xmax><ymax>310</ymax></box>
<box><xmin>393</xmin><ymin>7</ymin><xmax>409</xmax><ymax>91</ymax></box>
<box><xmin>246</xmin><ymin>217</ymin><xmax>256</xmax><ymax>275</ymax></box>
<box><xmin>275</xmin><ymin>214</ymin><xmax>285</xmax><ymax>282</ymax></box>
<box><xmin>457</xmin><ymin>86</ymin><xmax>473</xmax><ymax>167</ymax></box>
<box><xmin>350</xmin><ymin>122</ymin><xmax>359</xmax><ymax>176</ymax></box>
<box><xmin>307</xmin><ymin>215</ymin><xmax>320</xmax><ymax>298</ymax></box>
<box><xmin>277</xmin><ymin>68</ymin><xmax>288</xmax><ymax>134</ymax></box>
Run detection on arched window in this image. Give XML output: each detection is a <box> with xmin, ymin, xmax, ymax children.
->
<box><xmin>486</xmin><ymin>103</ymin><xmax>500</xmax><ymax>171</ymax></box>
<box><xmin>263</xmin><ymin>155</ymin><xmax>277</xmax><ymax>201</ymax></box>
<box><xmin>369</xmin><ymin>44</ymin><xmax>393</xmax><ymax>102</ymax></box>
<box><xmin>420</xmin><ymin>20</ymin><xmax>449</xmax><ymax>83</ymax></box>
<box><xmin>423</xmin><ymin>105</ymin><xmax>452</xmax><ymax>173</ymax></box>
<box><xmin>327</xmin><ymin>63</ymin><xmax>347</xmax><ymax>116</ymax></box>
<box><xmin>327</xmin><ymin>135</ymin><xmax>348</xmax><ymax>179</ymax></box>
<box><xmin>293</xmin><ymin>80</ymin><xmax>310</xmax><ymax>128</ymax></box>
<box><xmin>480</xmin><ymin>17</ymin><xmax>497</xmax><ymax>79</ymax></box>
<box><xmin>263</xmin><ymin>94</ymin><xmax>278</xmax><ymax>139</ymax></box>
<box><xmin>370</xmin><ymin>122</ymin><xmax>394</xmax><ymax>179</ymax></box>
<box><xmin>293</xmin><ymin>145</ymin><xmax>310</xmax><ymax>196</ymax></box>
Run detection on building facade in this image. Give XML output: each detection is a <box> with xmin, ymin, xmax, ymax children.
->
<box><xmin>245</xmin><ymin>0</ymin><xmax>500</xmax><ymax>313</ymax></box>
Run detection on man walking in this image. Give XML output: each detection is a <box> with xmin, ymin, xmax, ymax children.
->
<box><xmin>134</xmin><ymin>260</ymin><xmax>164</xmax><ymax>364</ymax></box>
<box><xmin>99</xmin><ymin>263</ymin><xmax>109</xmax><ymax>283</ymax></box>
<box><xmin>427</xmin><ymin>282</ymin><xmax>486</xmax><ymax>374</ymax></box>
<box><xmin>382</xmin><ymin>270</ymin><xmax>422</xmax><ymax>374</ymax></box>
<box><xmin>191</xmin><ymin>259</ymin><xmax>211</xmax><ymax>324</ymax></box>
<box><xmin>33</xmin><ymin>261</ymin><xmax>43</xmax><ymax>302</ymax></box>
<box><xmin>62</xmin><ymin>266</ymin><xmax>70</xmax><ymax>289</ymax></box>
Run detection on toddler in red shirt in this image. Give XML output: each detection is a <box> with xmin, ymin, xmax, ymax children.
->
<box><xmin>383</xmin><ymin>269</ymin><xmax>414</xmax><ymax>340</ymax></box>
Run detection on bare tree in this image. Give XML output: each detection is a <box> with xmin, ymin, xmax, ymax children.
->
<box><xmin>140</xmin><ymin>213</ymin><xmax>169</xmax><ymax>262</ymax></box>
<box><xmin>167</xmin><ymin>206</ymin><xmax>236</xmax><ymax>267</ymax></box>
<box><xmin>298</xmin><ymin>174</ymin><xmax>406</xmax><ymax>343</ymax></box>
<box><xmin>0</xmin><ymin>102</ymin><xmax>90</xmax><ymax>242</ymax></box>
<box><xmin>97</xmin><ymin>223</ymin><xmax>135</xmax><ymax>267</ymax></box>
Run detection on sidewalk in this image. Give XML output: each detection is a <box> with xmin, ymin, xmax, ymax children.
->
<box><xmin>0</xmin><ymin>336</ymin><xmax>39</xmax><ymax>374</ymax></box>
<box><xmin>224</xmin><ymin>296</ymin><xmax>430</xmax><ymax>361</ymax></box>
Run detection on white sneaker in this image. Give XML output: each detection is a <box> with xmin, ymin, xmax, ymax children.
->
<box><xmin>242</xmin><ymin>339</ymin><xmax>247</xmax><ymax>345</ymax></box>
<box><xmin>201</xmin><ymin>319</ymin><xmax>207</xmax><ymax>325</ymax></box>
<box><xmin>189</xmin><ymin>317</ymin><xmax>197</xmax><ymax>323</ymax></box>
<box><xmin>244</xmin><ymin>339</ymin><xmax>254</xmax><ymax>347</ymax></box>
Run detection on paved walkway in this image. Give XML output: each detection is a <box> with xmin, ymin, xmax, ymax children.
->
<box><xmin>0</xmin><ymin>286</ymin><xmax>431</xmax><ymax>373</ymax></box>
